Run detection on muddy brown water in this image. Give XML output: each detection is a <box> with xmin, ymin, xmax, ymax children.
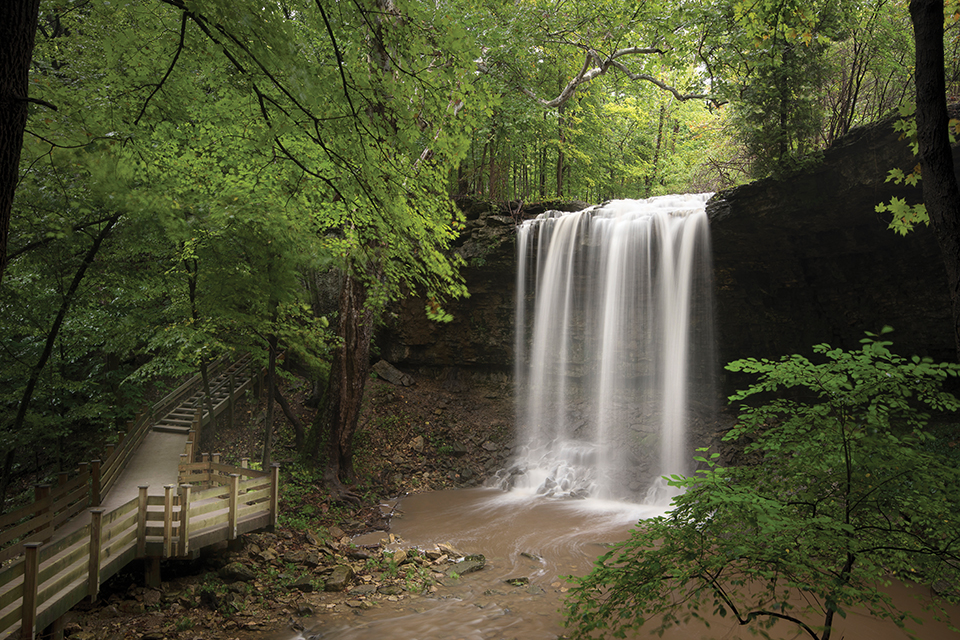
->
<box><xmin>277</xmin><ymin>488</ymin><xmax>958</xmax><ymax>640</ymax></box>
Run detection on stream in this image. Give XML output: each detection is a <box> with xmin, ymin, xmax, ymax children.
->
<box><xmin>266</xmin><ymin>487</ymin><xmax>958</xmax><ymax>640</ymax></box>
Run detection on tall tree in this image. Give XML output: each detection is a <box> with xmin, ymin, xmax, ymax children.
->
<box><xmin>910</xmin><ymin>0</ymin><xmax>960</xmax><ymax>359</ymax></box>
<box><xmin>0</xmin><ymin>0</ymin><xmax>43</xmax><ymax>284</ymax></box>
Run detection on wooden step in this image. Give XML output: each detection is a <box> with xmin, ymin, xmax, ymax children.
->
<box><xmin>161</xmin><ymin>418</ymin><xmax>194</xmax><ymax>426</ymax></box>
<box><xmin>153</xmin><ymin>424</ymin><xmax>192</xmax><ymax>435</ymax></box>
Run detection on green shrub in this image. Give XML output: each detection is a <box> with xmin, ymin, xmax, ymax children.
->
<box><xmin>566</xmin><ymin>330</ymin><xmax>960</xmax><ymax>640</ymax></box>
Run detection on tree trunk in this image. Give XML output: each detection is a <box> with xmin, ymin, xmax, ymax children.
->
<box><xmin>0</xmin><ymin>0</ymin><xmax>42</xmax><ymax>285</ymax></box>
<box><xmin>556</xmin><ymin>101</ymin><xmax>566</xmax><ymax>198</ymax></box>
<box><xmin>197</xmin><ymin>360</ymin><xmax>216</xmax><ymax>448</ymax></box>
<box><xmin>911</xmin><ymin>0</ymin><xmax>960</xmax><ymax>360</ymax></box>
<box><xmin>1</xmin><ymin>214</ymin><xmax>120</xmax><ymax>512</ymax></box>
<box><xmin>185</xmin><ymin>259</ymin><xmax>217</xmax><ymax>448</ymax></box>
<box><xmin>647</xmin><ymin>103</ymin><xmax>667</xmax><ymax>195</ymax></box>
<box><xmin>315</xmin><ymin>272</ymin><xmax>375</xmax><ymax>503</ymax></box>
<box><xmin>274</xmin><ymin>386</ymin><xmax>305</xmax><ymax>450</ymax></box>
<box><xmin>262</xmin><ymin>333</ymin><xmax>278</xmax><ymax>467</ymax></box>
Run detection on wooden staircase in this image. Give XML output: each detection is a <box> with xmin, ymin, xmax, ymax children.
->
<box><xmin>0</xmin><ymin>354</ymin><xmax>275</xmax><ymax>640</ymax></box>
<box><xmin>153</xmin><ymin>354</ymin><xmax>258</xmax><ymax>436</ymax></box>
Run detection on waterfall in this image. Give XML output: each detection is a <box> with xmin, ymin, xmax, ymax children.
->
<box><xmin>502</xmin><ymin>194</ymin><xmax>715</xmax><ymax>504</ymax></box>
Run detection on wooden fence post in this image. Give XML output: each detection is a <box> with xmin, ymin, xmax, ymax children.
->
<box><xmin>58</xmin><ymin>471</ymin><xmax>68</xmax><ymax>487</ymax></box>
<box><xmin>163</xmin><ymin>484</ymin><xmax>175</xmax><ymax>558</ymax></box>
<box><xmin>137</xmin><ymin>485</ymin><xmax>148</xmax><ymax>557</ymax></box>
<box><xmin>228</xmin><ymin>474</ymin><xmax>240</xmax><ymax>541</ymax></box>
<box><xmin>241</xmin><ymin>457</ymin><xmax>249</xmax><ymax>470</ymax></box>
<box><xmin>269</xmin><ymin>463</ymin><xmax>280</xmax><ymax>530</ymax></box>
<box><xmin>228</xmin><ymin>371</ymin><xmax>236</xmax><ymax>430</ymax></box>
<box><xmin>212</xmin><ymin>453</ymin><xmax>221</xmax><ymax>486</ymax></box>
<box><xmin>22</xmin><ymin>542</ymin><xmax>42</xmax><ymax>640</ymax></box>
<box><xmin>88</xmin><ymin>508</ymin><xmax>105</xmax><ymax>601</ymax></box>
<box><xmin>33</xmin><ymin>485</ymin><xmax>50</xmax><ymax>539</ymax></box>
<box><xmin>251</xmin><ymin>360</ymin><xmax>261</xmax><ymax>400</ymax></box>
<box><xmin>193</xmin><ymin>406</ymin><xmax>202</xmax><ymax>443</ymax></box>
<box><xmin>77</xmin><ymin>462</ymin><xmax>89</xmax><ymax>508</ymax></box>
<box><xmin>178</xmin><ymin>484</ymin><xmax>192</xmax><ymax>557</ymax></box>
<box><xmin>90</xmin><ymin>460</ymin><xmax>101</xmax><ymax>507</ymax></box>
<box><xmin>201</xmin><ymin>453</ymin><xmax>209</xmax><ymax>489</ymax></box>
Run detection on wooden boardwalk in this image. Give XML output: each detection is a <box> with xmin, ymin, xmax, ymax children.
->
<box><xmin>0</xmin><ymin>356</ymin><xmax>278</xmax><ymax>640</ymax></box>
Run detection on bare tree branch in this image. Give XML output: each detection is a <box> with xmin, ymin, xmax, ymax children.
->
<box><xmin>134</xmin><ymin>11</ymin><xmax>188</xmax><ymax>125</ymax></box>
<box><xmin>482</xmin><ymin>47</ymin><xmax>712</xmax><ymax>108</ymax></box>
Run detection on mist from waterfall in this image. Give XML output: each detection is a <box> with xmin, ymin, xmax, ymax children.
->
<box><xmin>503</xmin><ymin>194</ymin><xmax>715</xmax><ymax>504</ymax></box>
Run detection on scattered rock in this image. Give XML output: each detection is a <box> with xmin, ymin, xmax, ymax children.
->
<box><xmin>289</xmin><ymin>575</ymin><xmax>315</xmax><ymax>592</ymax></box>
<box><xmin>284</xmin><ymin>549</ymin><xmax>307</xmax><ymax>564</ymax></box>
<box><xmin>219</xmin><ymin>562</ymin><xmax>257</xmax><ymax>583</ymax></box>
<box><xmin>99</xmin><ymin>604</ymin><xmax>121</xmax><ymax>618</ymax></box>
<box><xmin>346</xmin><ymin>599</ymin><xmax>373</xmax><ymax>609</ymax></box>
<box><xmin>372</xmin><ymin>360</ymin><xmax>415</xmax><ymax>387</ymax></box>
<box><xmin>410</xmin><ymin>436</ymin><xmax>425</xmax><ymax>453</ymax></box>
<box><xmin>347</xmin><ymin>548</ymin><xmax>372</xmax><ymax>560</ymax></box>
<box><xmin>350</xmin><ymin>584</ymin><xmax>378</xmax><ymax>596</ymax></box>
<box><xmin>437</xmin><ymin>543</ymin><xmax>463</xmax><ymax>557</ymax></box>
<box><xmin>449</xmin><ymin>554</ymin><xmax>485</xmax><ymax>577</ymax></box>
<box><xmin>325</xmin><ymin>565</ymin><xmax>355</xmax><ymax>592</ymax></box>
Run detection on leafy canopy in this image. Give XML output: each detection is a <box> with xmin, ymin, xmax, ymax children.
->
<box><xmin>565</xmin><ymin>329</ymin><xmax>960</xmax><ymax>640</ymax></box>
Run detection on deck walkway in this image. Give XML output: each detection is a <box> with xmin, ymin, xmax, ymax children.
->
<box><xmin>0</xmin><ymin>355</ymin><xmax>278</xmax><ymax>640</ymax></box>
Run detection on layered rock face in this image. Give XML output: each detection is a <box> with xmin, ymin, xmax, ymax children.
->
<box><xmin>376</xmin><ymin>200</ymin><xmax>586</xmax><ymax>381</ymax></box>
<box><xmin>708</xmin><ymin>118</ymin><xmax>955</xmax><ymax>390</ymax></box>
<box><xmin>379</xmin><ymin>119</ymin><xmax>957</xmax><ymax>397</ymax></box>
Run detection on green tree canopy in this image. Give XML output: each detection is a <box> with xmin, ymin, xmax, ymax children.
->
<box><xmin>566</xmin><ymin>332</ymin><xmax>960</xmax><ymax>640</ymax></box>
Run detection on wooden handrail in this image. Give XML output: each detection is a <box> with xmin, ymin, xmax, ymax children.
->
<box><xmin>0</xmin><ymin>460</ymin><xmax>277</xmax><ymax>639</ymax></box>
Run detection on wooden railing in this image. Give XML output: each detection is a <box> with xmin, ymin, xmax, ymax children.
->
<box><xmin>0</xmin><ymin>405</ymin><xmax>150</xmax><ymax>568</ymax></box>
<box><xmin>0</xmin><ymin>354</ymin><xmax>261</xmax><ymax>566</ymax></box>
<box><xmin>0</xmin><ymin>462</ymin><xmax>279</xmax><ymax>640</ymax></box>
<box><xmin>148</xmin><ymin>354</ymin><xmax>236</xmax><ymax>429</ymax></box>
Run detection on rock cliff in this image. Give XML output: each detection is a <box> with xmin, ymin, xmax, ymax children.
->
<box><xmin>379</xmin><ymin>119</ymin><xmax>957</xmax><ymax>397</ymax></box>
<box><xmin>708</xmin><ymin>117</ymin><xmax>955</xmax><ymax>392</ymax></box>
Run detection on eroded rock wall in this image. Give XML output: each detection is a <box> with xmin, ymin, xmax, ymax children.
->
<box><xmin>376</xmin><ymin>200</ymin><xmax>587</xmax><ymax>382</ymax></box>
<box><xmin>708</xmin><ymin>117</ymin><xmax>956</xmax><ymax>394</ymax></box>
<box><xmin>379</xmin><ymin>120</ymin><xmax>957</xmax><ymax>399</ymax></box>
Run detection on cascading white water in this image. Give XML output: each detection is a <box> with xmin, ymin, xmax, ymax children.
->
<box><xmin>501</xmin><ymin>194</ymin><xmax>715</xmax><ymax>504</ymax></box>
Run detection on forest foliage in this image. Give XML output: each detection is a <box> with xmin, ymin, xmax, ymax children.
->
<box><xmin>0</xmin><ymin>0</ymin><xmax>955</xmax><ymax>508</ymax></box>
<box><xmin>566</xmin><ymin>331</ymin><xmax>960</xmax><ymax>640</ymax></box>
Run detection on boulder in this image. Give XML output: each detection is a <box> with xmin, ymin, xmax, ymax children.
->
<box><xmin>324</xmin><ymin>565</ymin><xmax>355</xmax><ymax>592</ymax></box>
<box><xmin>449</xmin><ymin>554</ymin><xmax>485</xmax><ymax>577</ymax></box>
<box><xmin>372</xmin><ymin>360</ymin><xmax>415</xmax><ymax>386</ymax></box>
<box><xmin>219</xmin><ymin>562</ymin><xmax>257</xmax><ymax>583</ymax></box>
